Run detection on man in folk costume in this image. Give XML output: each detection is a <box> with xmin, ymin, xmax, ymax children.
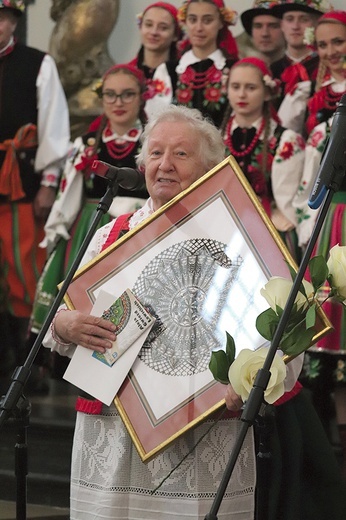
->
<box><xmin>0</xmin><ymin>0</ymin><xmax>69</xmax><ymax>390</ymax></box>
<box><xmin>240</xmin><ymin>0</ymin><xmax>286</xmax><ymax>66</ymax></box>
<box><xmin>270</xmin><ymin>0</ymin><xmax>334</xmax><ymax>107</ymax></box>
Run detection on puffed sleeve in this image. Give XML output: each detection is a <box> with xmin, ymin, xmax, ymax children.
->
<box><xmin>278</xmin><ymin>80</ymin><xmax>311</xmax><ymax>135</ymax></box>
<box><xmin>292</xmin><ymin>122</ymin><xmax>328</xmax><ymax>248</ymax></box>
<box><xmin>35</xmin><ymin>54</ymin><xmax>70</xmax><ymax>182</ymax></box>
<box><xmin>271</xmin><ymin>128</ymin><xmax>306</xmax><ymax>228</ymax></box>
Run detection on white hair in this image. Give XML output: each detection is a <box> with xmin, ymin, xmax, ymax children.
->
<box><xmin>136</xmin><ymin>105</ymin><xmax>225</xmax><ymax>172</ymax></box>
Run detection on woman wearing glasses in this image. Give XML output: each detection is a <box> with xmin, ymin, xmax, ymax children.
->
<box><xmin>27</xmin><ymin>64</ymin><xmax>148</xmax><ymax>380</ymax></box>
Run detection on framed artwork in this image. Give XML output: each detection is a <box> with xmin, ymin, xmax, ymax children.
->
<box><xmin>65</xmin><ymin>156</ymin><xmax>331</xmax><ymax>461</ymax></box>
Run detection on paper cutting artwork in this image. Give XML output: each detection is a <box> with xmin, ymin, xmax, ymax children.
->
<box><xmin>132</xmin><ymin>238</ymin><xmax>243</xmax><ymax>377</ymax></box>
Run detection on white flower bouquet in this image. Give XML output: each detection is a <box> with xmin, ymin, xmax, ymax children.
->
<box><xmin>209</xmin><ymin>245</ymin><xmax>346</xmax><ymax>403</ymax></box>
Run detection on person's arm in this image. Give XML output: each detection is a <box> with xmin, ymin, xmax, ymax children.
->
<box><xmin>271</xmin><ymin>128</ymin><xmax>305</xmax><ymax>231</ymax></box>
<box><xmin>34</xmin><ymin>54</ymin><xmax>70</xmax><ymax>219</ymax></box>
<box><xmin>277</xmin><ymin>80</ymin><xmax>311</xmax><ymax>135</ymax></box>
<box><xmin>40</xmin><ymin>137</ymin><xmax>85</xmax><ymax>254</ymax></box>
<box><xmin>292</xmin><ymin>122</ymin><xmax>329</xmax><ymax>248</ymax></box>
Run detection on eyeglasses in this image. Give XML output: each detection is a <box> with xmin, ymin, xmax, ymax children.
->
<box><xmin>101</xmin><ymin>89</ymin><xmax>140</xmax><ymax>104</ymax></box>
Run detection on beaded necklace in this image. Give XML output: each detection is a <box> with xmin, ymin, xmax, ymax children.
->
<box><xmin>224</xmin><ymin>116</ymin><xmax>265</xmax><ymax>158</ymax></box>
<box><xmin>324</xmin><ymin>84</ymin><xmax>344</xmax><ymax>110</ymax></box>
<box><xmin>102</xmin><ymin>123</ymin><xmax>139</xmax><ymax>160</ymax></box>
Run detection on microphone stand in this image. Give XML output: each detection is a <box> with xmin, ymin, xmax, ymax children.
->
<box><xmin>0</xmin><ymin>174</ymin><xmax>121</xmax><ymax>520</ymax></box>
<box><xmin>205</xmin><ymin>167</ymin><xmax>346</xmax><ymax>519</ymax></box>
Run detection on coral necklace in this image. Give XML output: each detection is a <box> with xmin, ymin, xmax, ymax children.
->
<box><xmin>323</xmin><ymin>84</ymin><xmax>344</xmax><ymax>110</ymax></box>
<box><xmin>224</xmin><ymin>116</ymin><xmax>265</xmax><ymax>158</ymax></box>
<box><xmin>103</xmin><ymin>123</ymin><xmax>138</xmax><ymax>160</ymax></box>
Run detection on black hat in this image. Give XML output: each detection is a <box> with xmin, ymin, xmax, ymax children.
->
<box><xmin>241</xmin><ymin>1</ymin><xmax>282</xmax><ymax>35</ymax></box>
<box><xmin>271</xmin><ymin>1</ymin><xmax>333</xmax><ymax>19</ymax></box>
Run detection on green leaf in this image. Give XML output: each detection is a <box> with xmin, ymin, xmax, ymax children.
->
<box><xmin>280</xmin><ymin>327</ymin><xmax>315</xmax><ymax>357</ymax></box>
<box><xmin>309</xmin><ymin>255</ymin><xmax>329</xmax><ymax>292</ymax></box>
<box><xmin>256</xmin><ymin>308</ymin><xmax>279</xmax><ymax>340</ymax></box>
<box><xmin>305</xmin><ymin>303</ymin><xmax>317</xmax><ymax>329</ymax></box>
<box><xmin>209</xmin><ymin>349</ymin><xmax>230</xmax><ymax>385</ymax></box>
<box><xmin>225</xmin><ymin>331</ymin><xmax>236</xmax><ymax>366</ymax></box>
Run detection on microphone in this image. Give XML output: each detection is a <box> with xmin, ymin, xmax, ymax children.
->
<box><xmin>91</xmin><ymin>160</ymin><xmax>146</xmax><ymax>191</ymax></box>
<box><xmin>308</xmin><ymin>93</ymin><xmax>346</xmax><ymax>209</ymax></box>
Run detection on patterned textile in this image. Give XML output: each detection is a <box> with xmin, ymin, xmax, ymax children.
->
<box><xmin>70</xmin><ymin>407</ymin><xmax>256</xmax><ymax>520</ymax></box>
<box><xmin>0</xmin><ymin>202</ymin><xmax>45</xmax><ymax>317</ymax></box>
<box><xmin>294</xmin><ymin>120</ymin><xmax>346</xmax><ymax>381</ymax></box>
<box><xmin>224</xmin><ymin>117</ymin><xmax>305</xmax><ymax>263</ymax></box>
<box><xmin>175</xmin><ymin>49</ymin><xmax>236</xmax><ymax>128</ymax></box>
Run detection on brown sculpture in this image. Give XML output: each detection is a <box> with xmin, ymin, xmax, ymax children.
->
<box><xmin>49</xmin><ymin>0</ymin><xmax>119</xmax><ymax>138</ymax></box>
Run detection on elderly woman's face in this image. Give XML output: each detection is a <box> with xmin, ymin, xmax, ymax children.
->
<box><xmin>145</xmin><ymin>121</ymin><xmax>205</xmax><ymax>210</ymax></box>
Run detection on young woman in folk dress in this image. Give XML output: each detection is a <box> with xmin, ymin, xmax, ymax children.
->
<box><xmin>175</xmin><ymin>0</ymin><xmax>238</xmax><ymax>128</ymax></box>
<box><xmin>221</xmin><ymin>56</ymin><xmax>305</xmax><ymax>264</ymax></box>
<box><xmin>128</xmin><ymin>1</ymin><xmax>181</xmax><ymax>120</ymax></box>
<box><xmin>278</xmin><ymin>10</ymin><xmax>346</xmax><ymax>137</ymax></box>
<box><xmin>28</xmin><ymin>64</ymin><xmax>148</xmax><ymax>379</ymax></box>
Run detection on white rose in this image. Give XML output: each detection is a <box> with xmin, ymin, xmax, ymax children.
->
<box><xmin>327</xmin><ymin>245</ymin><xmax>346</xmax><ymax>300</ymax></box>
<box><xmin>260</xmin><ymin>276</ymin><xmax>314</xmax><ymax>312</ymax></box>
<box><xmin>228</xmin><ymin>348</ymin><xmax>286</xmax><ymax>404</ymax></box>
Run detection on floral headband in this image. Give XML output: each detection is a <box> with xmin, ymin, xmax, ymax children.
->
<box><xmin>0</xmin><ymin>0</ymin><xmax>25</xmax><ymax>14</ymax></box>
<box><xmin>303</xmin><ymin>10</ymin><xmax>346</xmax><ymax>45</ymax></box>
<box><xmin>177</xmin><ymin>0</ymin><xmax>238</xmax><ymax>26</ymax></box>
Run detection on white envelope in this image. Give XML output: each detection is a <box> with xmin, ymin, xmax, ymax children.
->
<box><xmin>63</xmin><ymin>290</ymin><xmax>154</xmax><ymax>405</ymax></box>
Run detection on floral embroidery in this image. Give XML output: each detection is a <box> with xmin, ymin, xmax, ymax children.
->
<box><xmin>307</xmin><ymin>129</ymin><xmax>326</xmax><ymax>151</ymax></box>
<box><xmin>143</xmin><ymin>78</ymin><xmax>171</xmax><ymax>101</ymax></box>
<box><xmin>275</xmin><ymin>132</ymin><xmax>305</xmax><ymax>163</ymax></box>
<box><xmin>175</xmin><ymin>64</ymin><xmax>228</xmax><ymax>111</ymax></box>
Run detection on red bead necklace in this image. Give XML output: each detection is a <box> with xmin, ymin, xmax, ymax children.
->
<box><xmin>224</xmin><ymin>116</ymin><xmax>265</xmax><ymax>158</ymax></box>
<box><xmin>324</xmin><ymin>84</ymin><xmax>344</xmax><ymax>110</ymax></box>
<box><xmin>103</xmin><ymin>123</ymin><xmax>137</xmax><ymax>160</ymax></box>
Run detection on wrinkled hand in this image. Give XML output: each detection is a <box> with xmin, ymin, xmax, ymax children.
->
<box><xmin>55</xmin><ymin>309</ymin><xmax>117</xmax><ymax>353</ymax></box>
<box><xmin>33</xmin><ymin>186</ymin><xmax>56</xmax><ymax>220</ymax></box>
<box><xmin>225</xmin><ymin>384</ymin><xmax>243</xmax><ymax>412</ymax></box>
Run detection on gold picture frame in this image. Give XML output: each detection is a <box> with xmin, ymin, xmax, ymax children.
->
<box><xmin>64</xmin><ymin>156</ymin><xmax>331</xmax><ymax>461</ymax></box>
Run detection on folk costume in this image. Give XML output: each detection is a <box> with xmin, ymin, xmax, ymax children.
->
<box><xmin>0</xmin><ymin>1</ymin><xmax>69</xmax><ymax>381</ymax></box>
<box><xmin>270</xmin><ymin>0</ymin><xmax>332</xmax><ymax>108</ymax></box>
<box><xmin>174</xmin><ymin>0</ymin><xmax>238</xmax><ymax>128</ymax></box>
<box><xmin>30</xmin><ymin>122</ymin><xmax>148</xmax><ymax>335</ymax></box>
<box><xmin>128</xmin><ymin>2</ymin><xmax>180</xmax><ymax>120</ymax></box>
<box><xmin>271</xmin><ymin>52</ymin><xmax>319</xmax><ymax>109</ymax></box>
<box><xmin>278</xmin><ymin>10</ymin><xmax>346</xmax><ymax>136</ymax></box>
<box><xmin>223</xmin><ymin>57</ymin><xmax>305</xmax><ymax>263</ymax></box>
<box><xmin>43</xmin><ymin>197</ymin><xmax>346</xmax><ymax>520</ymax></box>
<box><xmin>294</xmin><ymin>116</ymin><xmax>346</xmax><ymax>375</ymax></box>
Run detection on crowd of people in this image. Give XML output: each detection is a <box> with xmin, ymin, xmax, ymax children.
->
<box><xmin>1</xmin><ymin>0</ymin><xmax>346</xmax><ymax>519</ymax></box>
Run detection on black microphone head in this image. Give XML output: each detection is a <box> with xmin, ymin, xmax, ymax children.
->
<box><xmin>91</xmin><ymin>160</ymin><xmax>146</xmax><ymax>191</ymax></box>
<box><xmin>117</xmin><ymin>168</ymin><xmax>146</xmax><ymax>191</ymax></box>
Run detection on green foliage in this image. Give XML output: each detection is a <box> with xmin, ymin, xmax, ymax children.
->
<box><xmin>209</xmin><ymin>332</ymin><xmax>236</xmax><ymax>385</ymax></box>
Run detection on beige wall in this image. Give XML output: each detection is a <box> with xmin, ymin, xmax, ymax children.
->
<box><xmin>27</xmin><ymin>0</ymin><xmax>345</xmax><ymax>61</ymax></box>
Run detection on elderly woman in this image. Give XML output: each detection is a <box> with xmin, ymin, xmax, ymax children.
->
<box><xmin>43</xmin><ymin>106</ymin><xmax>344</xmax><ymax>520</ymax></box>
